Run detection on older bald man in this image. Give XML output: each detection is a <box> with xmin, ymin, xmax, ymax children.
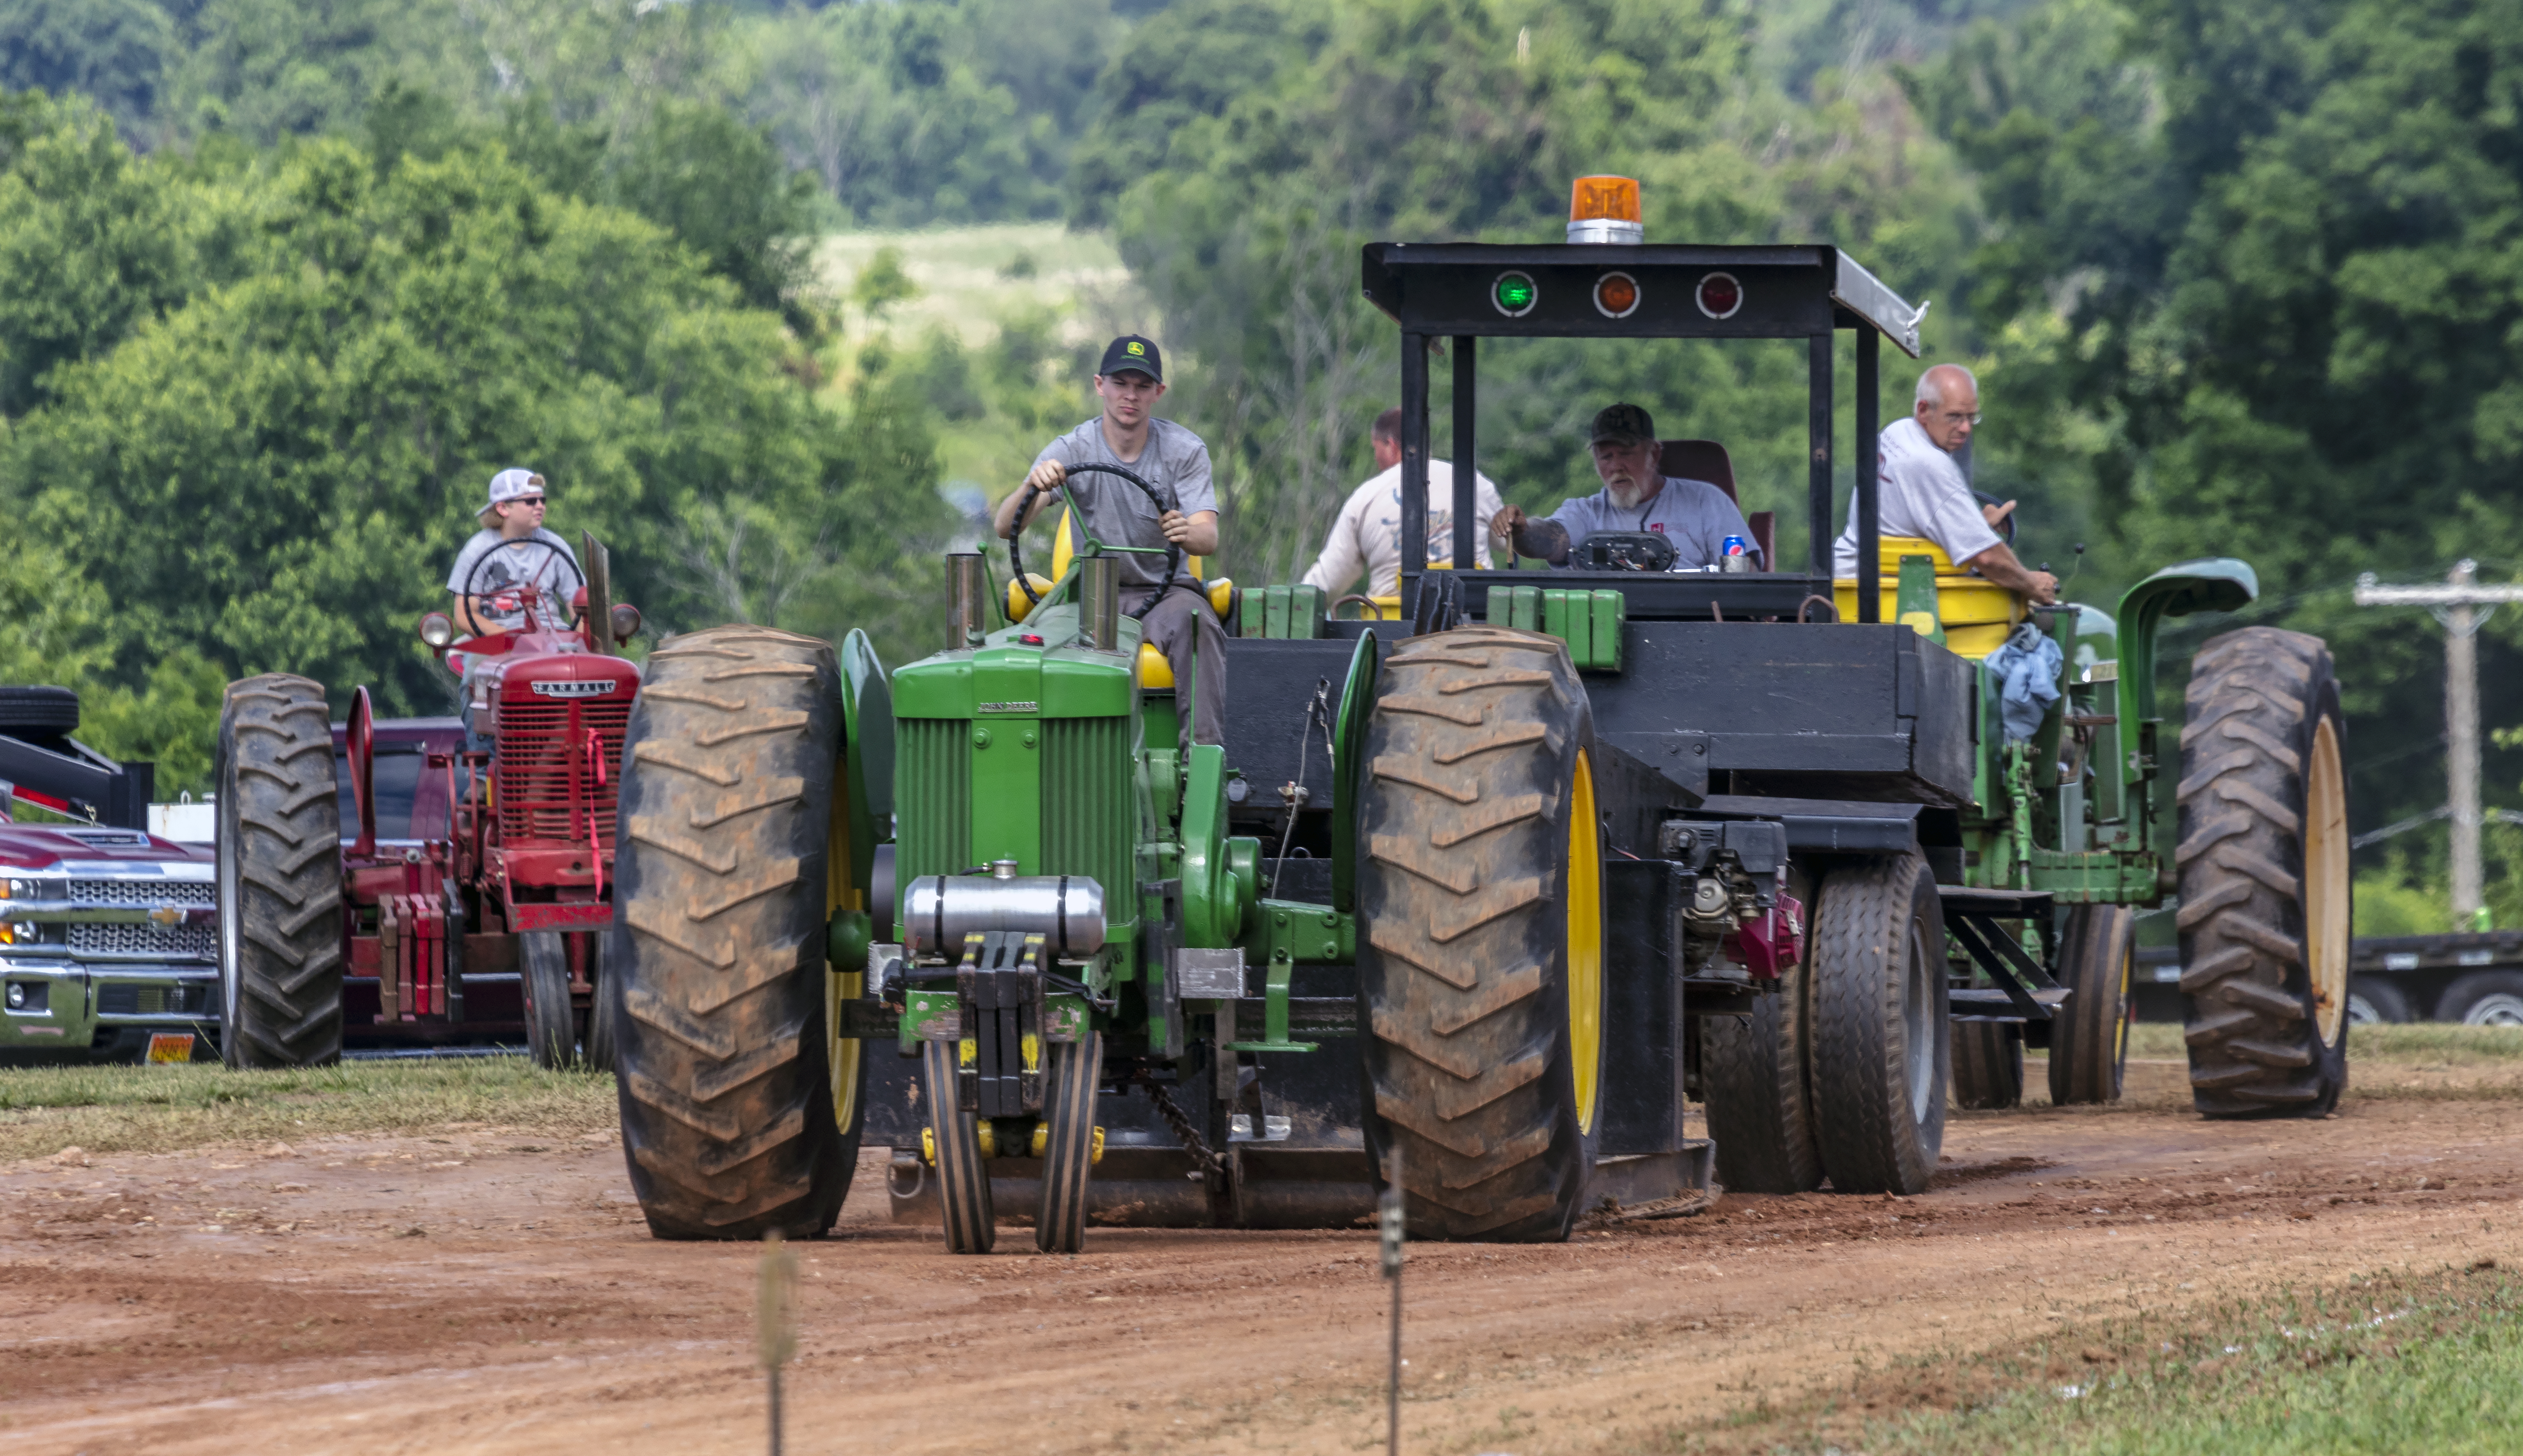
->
<box><xmin>1834</xmin><ymin>364</ymin><xmax>2057</xmax><ymax>605</ymax></box>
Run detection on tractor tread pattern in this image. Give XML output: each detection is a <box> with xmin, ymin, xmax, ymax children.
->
<box><xmin>217</xmin><ymin>674</ymin><xmax>345</xmax><ymax>1068</ymax></box>
<box><xmin>1357</xmin><ymin>627</ymin><xmax>1594</xmax><ymax>1242</ymax></box>
<box><xmin>610</xmin><ymin>626</ymin><xmax>853</xmax><ymax>1239</ymax></box>
<box><xmin>2175</xmin><ymin>627</ymin><xmax>2349</xmax><ymax>1119</ymax></box>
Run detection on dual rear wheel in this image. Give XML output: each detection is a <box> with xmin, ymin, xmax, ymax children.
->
<box><xmin>1703</xmin><ymin>853</ymin><xmax>1947</xmax><ymax>1195</ymax></box>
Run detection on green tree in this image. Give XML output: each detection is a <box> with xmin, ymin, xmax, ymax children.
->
<box><xmin>3</xmin><ymin>134</ymin><xmax>948</xmax><ymax>713</ymax></box>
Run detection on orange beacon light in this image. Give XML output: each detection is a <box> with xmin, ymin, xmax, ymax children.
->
<box><xmin>1567</xmin><ymin>176</ymin><xmax>1642</xmax><ymax>244</ymax></box>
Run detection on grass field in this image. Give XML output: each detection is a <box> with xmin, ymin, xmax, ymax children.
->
<box><xmin>0</xmin><ymin>1059</ymin><xmax>618</xmax><ymax>1162</ymax></box>
<box><xmin>816</xmin><ymin>221</ymin><xmax>1135</xmax><ymax>353</ymax></box>
<box><xmin>1693</xmin><ymin>1265</ymin><xmax>2523</xmax><ymax>1455</ymax></box>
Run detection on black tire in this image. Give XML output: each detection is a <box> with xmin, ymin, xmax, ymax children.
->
<box><xmin>1810</xmin><ymin>852</ymin><xmax>1947</xmax><ymax>1194</ymax></box>
<box><xmin>521</xmin><ymin>931</ymin><xmax>576</xmax><ymax>1068</ymax></box>
<box><xmin>585</xmin><ymin>934</ymin><xmax>619</xmax><ymax>1072</ymax></box>
<box><xmin>1035</xmin><ymin>1030</ymin><xmax>1101</xmax><ymax>1254</ymax></box>
<box><xmin>609</xmin><ymin>626</ymin><xmax>854</xmax><ymax>1239</ymax></box>
<box><xmin>922</xmin><ymin>1038</ymin><xmax>996</xmax><ymax>1254</ymax></box>
<box><xmin>2175</xmin><ymin>627</ymin><xmax>2351</xmax><ymax>1117</ymax></box>
<box><xmin>215</xmin><ymin>675</ymin><xmax>344</xmax><ymax>1069</ymax></box>
<box><xmin>2347</xmin><ymin>976</ymin><xmax>2413</xmax><ymax>1025</ymax></box>
<box><xmin>1701</xmin><ymin>897</ymin><xmax>1824</xmax><ymax>1190</ymax></box>
<box><xmin>1951</xmin><ymin>1021</ymin><xmax>2024</xmax><ymax>1110</ymax></box>
<box><xmin>2436</xmin><ymin>971</ymin><xmax>2523</xmax><ymax>1026</ymax></box>
<box><xmin>1356</xmin><ymin>626</ymin><xmax>1601</xmax><ymax>1242</ymax></box>
<box><xmin>0</xmin><ymin>685</ymin><xmax>79</xmax><ymax>734</ymax></box>
<box><xmin>2050</xmin><ymin>905</ymin><xmax>2134</xmax><ymax>1105</ymax></box>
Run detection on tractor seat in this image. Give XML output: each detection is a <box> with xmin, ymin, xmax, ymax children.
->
<box><xmin>1660</xmin><ymin>440</ymin><xmax>1774</xmax><ymax>570</ymax></box>
<box><xmin>1833</xmin><ymin>536</ymin><xmax>2025</xmax><ymax>659</ymax></box>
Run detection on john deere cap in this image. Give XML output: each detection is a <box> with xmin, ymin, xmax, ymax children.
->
<box><xmin>1589</xmin><ymin>402</ymin><xmax>1655</xmax><ymax>446</ymax></box>
<box><xmin>1098</xmin><ymin>334</ymin><xmax>1164</xmax><ymax>382</ymax></box>
<box><xmin>483</xmin><ymin>468</ymin><xmax>546</xmax><ymax>512</ymax></box>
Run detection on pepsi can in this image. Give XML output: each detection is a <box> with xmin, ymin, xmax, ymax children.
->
<box><xmin>1719</xmin><ymin>534</ymin><xmax>1750</xmax><ymax>573</ymax></box>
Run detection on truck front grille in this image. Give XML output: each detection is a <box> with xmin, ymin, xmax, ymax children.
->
<box><xmin>71</xmin><ymin>922</ymin><xmax>214</xmax><ymax>958</ymax></box>
<box><xmin>69</xmin><ymin>879</ymin><xmax>213</xmax><ymax>906</ymax></box>
<box><xmin>496</xmin><ymin>700</ymin><xmax>630</xmax><ymax>847</ymax></box>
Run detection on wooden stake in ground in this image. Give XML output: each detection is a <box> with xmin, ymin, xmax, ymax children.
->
<box><xmin>1380</xmin><ymin>1147</ymin><xmax>1405</xmax><ymax>1456</ymax></box>
<box><xmin>759</xmin><ymin>1232</ymin><xmax>797</xmax><ymax>1456</ymax></box>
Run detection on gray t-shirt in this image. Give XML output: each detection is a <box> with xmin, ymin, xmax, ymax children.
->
<box><xmin>1831</xmin><ymin>416</ymin><xmax>2002</xmax><ymax>576</ymax></box>
<box><xmin>1544</xmin><ymin>477</ymin><xmax>1757</xmax><ymax>570</ymax></box>
<box><xmin>446</xmin><ymin>527</ymin><xmax>585</xmax><ymax>630</ymax></box>
<box><xmin>1033</xmin><ymin>417</ymin><xmax>1217</xmax><ymax>590</ymax></box>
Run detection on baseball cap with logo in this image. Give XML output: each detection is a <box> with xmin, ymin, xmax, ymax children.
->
<box><xmin>1097</xmin><ymin>335</ymin><xmax>1164</xmax><ymax>383</ymax></box>
<box><xmin>483</xmin><ymin>468</ymin><xmax>547</xmax><ymax>513</ymax></box>
<box><xmin>1589</xmin><ymin>402</ymin><xmax>1656</xmax><ymax>447</ymax></box>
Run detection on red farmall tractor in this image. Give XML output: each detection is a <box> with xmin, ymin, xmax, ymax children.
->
<box><xmin>214</xmin><ymin>533</ymin><xmax>643</xmax><ymax>1068</ymax></box>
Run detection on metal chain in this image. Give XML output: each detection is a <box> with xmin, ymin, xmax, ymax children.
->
<box><xmin>1146</xmin><ymin>1082</ymin><xmax>1228</xmax><ymax>1173</ymax></box>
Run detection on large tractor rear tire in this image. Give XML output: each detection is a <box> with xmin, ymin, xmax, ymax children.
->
<box><xmin>215</xmin><ymin>675</ymin><xmax>345</xmax><ymax>1069</ymax></box>
<box><xmin>1810</xmin><ymin>853</ymin><xmax>1947</xmax><ymax>1194</ymax></box>
<box><xmin>609</xmin><ymin>627</ymin><xmax>857</xmax><ymax>1239</ymax></box>
<box><xmin>1700</xmin><ymin>912</ymin><xmax>1824</xmax><ymax>1192</ymax></box>
<box><xmin>2175</xmin><ymin>627</ymin><xmax>2350</xmax><ymax>1117</ymax></box>
<box><xmin>1950</xmin><ymin>1021</ymin><xmax>2023</xmax><ymax>1110</ymax></box>
<box><xmin>2049</xmin><ymin>905</ymin><xmax>2134</xmax><ymax>1105</ymax></box>
<box><xmin>1356</xmin><ymin>626</ymin><xmax>1603</xmax><ymax>1243</ymax></box>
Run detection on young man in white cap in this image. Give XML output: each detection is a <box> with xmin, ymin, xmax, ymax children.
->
<box><xmin>448</xmin><ymin>468</ymin><xmax>585</xmax><ymax>635</ymax></box>
<box><xmin>995</xmin><ymin>334</ymin><xmax>1227</xmax><ymax>749</ymax></box>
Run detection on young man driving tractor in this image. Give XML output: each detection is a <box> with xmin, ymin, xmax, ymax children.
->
<box><xmin>1489</xmin><ymin>402</ymin><xmax>1759</xmax><ymax>569</ymax></box>
<box><xmin>449</xmin><ymin>468</ymin><xmax>586</xmax><ymax>635</ymax></box>
<box><xmin>994</xmin><ymin>334</ymin><xmax>1227</xmax><ymax>748</ymax></box>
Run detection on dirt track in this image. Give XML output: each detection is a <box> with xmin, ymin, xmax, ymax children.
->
<box><xmin>5</xmin><ymin>1061</ymin><xmax>2520</xmax><ymax>1455</ymax></box>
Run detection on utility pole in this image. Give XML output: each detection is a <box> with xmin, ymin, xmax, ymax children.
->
<box><xmin>2355</xmin><ymin>560</ymin><xmax>2523</xmax><ymax>927</ymax></box>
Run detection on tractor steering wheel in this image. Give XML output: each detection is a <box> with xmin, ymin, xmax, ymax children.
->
<box><xmin>460</xmin><ymin>538</ymin><xmax>572</xmax><ymax>631</ymax></box>
<box><xmin>1007</xmin><ymin>461</ymin><xmax>1185</xmax><ymax>622</ymax></box>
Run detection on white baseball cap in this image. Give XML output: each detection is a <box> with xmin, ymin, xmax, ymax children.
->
<box><xmin>484</xmin><ymin>468</ymin><xmax>546</xmax><ymax>511</ymax></box>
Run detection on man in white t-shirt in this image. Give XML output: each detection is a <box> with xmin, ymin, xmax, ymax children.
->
<box><xmin>1300</xmin><ymin>408</ymin><xmax>1503</xmax><ymax>598</ymax></box>
<box><xmin>1833</xmin><ymin>365</ymin><xmax>2057</xmax><ymax>604</ymax></box>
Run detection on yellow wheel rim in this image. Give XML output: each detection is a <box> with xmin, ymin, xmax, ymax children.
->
<box><xmin>2306</xmin><ymin>716</ymin><xmax>2350</xmax><ymax>1044</ymax></box>
<box><xmin>1566</xmin><ymin>750</ymin><xmax>1604</xmax><ymax>1135</ymax></box>
<box><xmin>828</xmin><ymin>752</ymin><xmax>863</xmax><ymax>1133</ymax></box>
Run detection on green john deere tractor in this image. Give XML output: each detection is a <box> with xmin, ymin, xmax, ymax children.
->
<box><xmin>600</xmin><ymin>225</ymin><xmax>2352</xmax><ymax>1250</ymax></box>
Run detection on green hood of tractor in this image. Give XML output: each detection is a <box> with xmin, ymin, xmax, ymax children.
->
<box><xmin>887</xmin><ymin>601</ymin><xmax>1144</xmax><ymax>946</ymax></box>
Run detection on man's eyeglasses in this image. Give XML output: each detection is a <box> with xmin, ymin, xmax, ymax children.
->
<box><xmin>1933</xmin><ymin>409</ymin><xmax>1981</xmax><ymax>426</ymax></box>
<box><xmin>512</xmin><ymin>497</ymin><xmax>547</xmax><ymax>508</ymax></box>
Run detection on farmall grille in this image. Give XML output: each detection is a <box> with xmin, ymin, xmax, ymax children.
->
<box><xmin>1040</xmin><ymin>716</ymin><xmax>1134</xmax><ymax>917</ymax></box>
<box><xmin>893</xmin><ymin>719</ymin><xmax>973</xmax><ymax>884</ymax></box>
<box><xmin>496</xmin><ymin>699</ymin><xmax>630</xmax><ymax>847</ymax></box>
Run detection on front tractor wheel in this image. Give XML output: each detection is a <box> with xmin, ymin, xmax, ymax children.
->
<box><xmin>520</xmin><ymin>932</ymin><xmax>577</xmax><ymax>1068</ymax></box>
<box><xmin>1356</xmin><ymin>626</ymin><xmax>1602</xmax><ymax>1243</ymax></box>
<box><xmin>1700</xmin><ymin>877</ymin><xmax>1825</xmax><ymax>1190</ymax></box>
<box><xmin>609</xmin><ymin>626</ymin><xmax>860</xmax><ymax>1239</ymax></box>
<box><xmin>215</xmin><ymin>675</ymin><xmax>345</xmax><ymax>1069</ymax></box>
<box><xmin>2175</xmin><ymin>627</ymin><xmax>2350</xmax><ymax>1117</ymax></box>
<box><xmin>2049</xmin><ymin>905</ymin><xmax>2135</xmax><ymax>1105</ymax></box>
